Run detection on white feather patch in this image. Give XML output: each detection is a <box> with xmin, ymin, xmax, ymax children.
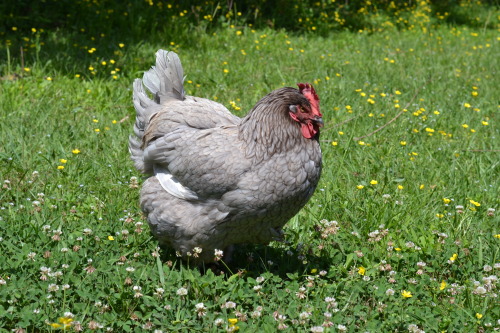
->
<box><xmin>154</xmin><ymin>165</ymin><xmax>198</xmax><ymax>200</ymax></box>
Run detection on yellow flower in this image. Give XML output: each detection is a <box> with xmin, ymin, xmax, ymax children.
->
<box><xmin>449</xmin><ymin>253</ymin><xmax>458</xmax><ymax>262</ymax></box>
<box><xmin>440</xmin><ymin>281</ymin><xmax>446</xmax><ymax>290</ymax></box>
<box><xmin>48</xmin><ymin>317</ymin><xmax>73</xmax><ymax>329</ymax></box>
<box><xmin>395</xmin><ymin>90</ymin><xmax>402</xmax><ymax>95</ymax></box>
<box><xmin>331</xmin><ymin>141</ymin><xmax>338</xmax><ymax>146</ymax></box>
<box><xmin>443</xmin><ymin>198</ymin><xmax>451</xmax><ymax>204</ymax></box>
<box><xmin>481</xmin><ymin>121</ymin><xmax>488</xmax><ymax>126</ymax></box>
<box><xmin>57</xmin><ymin>166</ymin><xmax>65</xmax><ymax>170</ymax></box>
<box><xmin>59</xmin><ymin>159</ymin><xmax>67</xmax><ymax>164</ymax></box>
<box><xmin>223</xmin><ymin>69</ymin><xmax>229</xmax><ymax>73</ymax></box>
<box><xmin>356</xmin><ymin>185</ymin><xmax>364</xmax><ymax>190</ymax></box>
<box><xmin>358</xmin><ymin>266</ymin><xmax>366</xmax><ymax>275</ymax></box>
<box><xmin>400</xmin><ymin>141</ymin><xmax>407</xmax><ymax>146</ymax></box>
<box><xmin>46</xmin><ymin>77</ymin><xmax>52</xmax><ymax>81</ymax></box>
<box><xmin>469</xmin><ymin>200</ymin><xmax>481</xmax><ymax>207</ymax></box>
<box><xmin>108</xmin><ymin>236</ymin><xmax>115</xmax><ymax>241</ymax></box>
<box><xmin>419</xmin><ymin>184</ymin><xmax>425</xmax><ymax>190</ymax></box>
<box><xmin>401</xmin><ymin>290</ymin><xmax>412</xmax><ymax>298</ymax></box>
<box><xmin>370</xmin><ymin>180</ymin><xmax>378</xmax><ymax>185</ymax></box>
<box><xmin>476</xmin><ymin>313</ymin><xmax>483</xmax><ymax>319</ymax></box>
<box><xmin>119</xmin><ymin>43</ymin><xmax>125</xmax><ymax>48</ymax></box>
<box><xmin>471</xmin><ymin>91</ymin><xmax>478</xmax><ymax>97</ymax></box>
<box><xmin>464</xmin><ymin>102</ymin><xmax>471</xmax><ymax>108</ymax></box>
<box><xmin>397</xmin><ymin>185</ymin><xmax>404</xmax><ymax>190</ymax></box>
<box><xmin>94</xmin><ymin>129</ymin><xmax>100</xmax><ymax>133</ymax></box>
<box><xmin>228</xmin><ymin>318</ymin><xmax>238</xmax><ymax>325</ymax></box>
<box><xmin>58</xmin><ymin>317</ymin><xmax>73</xmax><ymax>326</ymax></box>
<box><xmin>72</xmin><ymin>149</ymin><xmax>81</xmax><ymax>154</ymax></box>
<box><xmin>311</xmin><ymin>269</ymin><xmax>317</xmax><ymax>274</ymax></box>
<box><xmin>462</xmin><ymin>124</ymin><xmax>469</xmax><ymax>129</ymax></box>
<box><xmin>112</xmin><ymin>120</ymin><xmax>117</xmax><ymax>124</ymax></box>
<box><xmin>494</xmin><ymin>234</ymin><xmax>500</xmax><ymax>239</ymax></box>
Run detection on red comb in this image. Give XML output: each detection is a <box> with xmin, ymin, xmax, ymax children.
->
<box><xmin>297</xmin><ymin>83</ymin><xmax>319</xmax><ymax>101</ymax></box>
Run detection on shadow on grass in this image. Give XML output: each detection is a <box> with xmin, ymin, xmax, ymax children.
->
<box><xmin>159</xmin><ymin>241</ymin><xmax>345</xmax><ymax>280</ymax></box>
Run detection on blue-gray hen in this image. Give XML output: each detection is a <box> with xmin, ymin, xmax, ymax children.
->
<box><xmin>129</xmin><ymin>50</ymin><xmax>323</xmax><ymax>263</ymax></box>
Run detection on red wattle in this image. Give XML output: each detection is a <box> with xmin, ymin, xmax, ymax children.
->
<box><xmin>301</xmin><ymin>123</ymin><xmax>317</xmax><ymax>139</ymax></box>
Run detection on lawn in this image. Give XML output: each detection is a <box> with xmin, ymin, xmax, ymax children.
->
<box><xmin>0</xmin><ymin>1</ymin><xmax>499</xmax><ymax>332</ymax></box>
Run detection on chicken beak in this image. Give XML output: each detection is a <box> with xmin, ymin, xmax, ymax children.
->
<box><xmin>314</xmin><ymin>116</ymin><xmax>324</xmax><ymax>127</ymax></box>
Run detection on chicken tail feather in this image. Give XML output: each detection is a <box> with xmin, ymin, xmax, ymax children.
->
<box><xmin>143</xmin><ymin>50</ymin><xmax>185</xmax><ymax>103</ymax></box>
<box><xmin>130</xmin><ymin>50</ymin><xmax>185</xmax><ymax>172</ymax></box>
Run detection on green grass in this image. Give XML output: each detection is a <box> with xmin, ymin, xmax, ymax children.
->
<box><xmin>1</xmin><ymin>12</ymin><xmax>499</xmax><ymax>333</ymax></box>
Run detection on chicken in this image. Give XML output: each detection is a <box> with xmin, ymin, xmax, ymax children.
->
<box><xmin>129</xmin><ymin>50</ymin><xmax>323</xmax><ymax>263</ymax></box>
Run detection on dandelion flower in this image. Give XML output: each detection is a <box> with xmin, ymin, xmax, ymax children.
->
<box><xmin>57</xmin><ymin>166</ymin><xmax>64</xmax><ymax>170</ymax></box>
<box><xmin>108</xmin><ymin>236</ymin><xmax>114</xmax><ymax>241</ymax></box>
<box><xmin>440</xmin><ymin>281</ymin><xmax>446</xmax><ymax>290</ymax></box>
<box><xmin>356</xmin><ymin>185</ymin><xmax>364</xmax><ymax>190</ymax></box>
<box><xmin>72</xmin><ymin>149</ymin><xmax>81</xmax><ymax>154</ymax></box>
<box><xmin>469</xmin><ymin>200</ymin><xmax>481</xmax><ymax>207</ymax></box>
<box><xmin>358</xmin><ymin>266</ymin><xmax>366</xmax><ymax>275</ymax></box>
<box><xmin>370</xmin><ymin>180</ymin><xmax>378</xmax><ymax>185</ymax></box>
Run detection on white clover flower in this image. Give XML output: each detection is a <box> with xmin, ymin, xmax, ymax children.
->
<box><xmin>337</xmin><ymin>324</ymin><xmax>347</xmax><ymax>332</ymax></box>
<box><xmin>195</xmin><ymin>302</ymin><xmax>207</xmax><ymax>317</ymax></box>
<box><xmin>48</xmin><ymin>284</ymin><xmax>59</xmax><ymax>292</ymax></box>
<box><xmin>224</xmin><ymin>301</ymin><xmax>236</xmax><ymax>309</ymax></box>
<box><xmin>251</xmin><ymin>310</ymin><xmax>262</xmax><ymax>318</ymax></box>
<box><xmin>176</xmin><ymin>287</ymin><xmax>188</xmax><ymax>296</ymax></box>
<box><xmin>386</xmin><ymin>288</ymin><xmax>395</xmax><ymax>296</ymax></box>
<box><xmin>299</xmin><ymin>312</ymin><xmax>311</xmax><ymax>320</ymax></box>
